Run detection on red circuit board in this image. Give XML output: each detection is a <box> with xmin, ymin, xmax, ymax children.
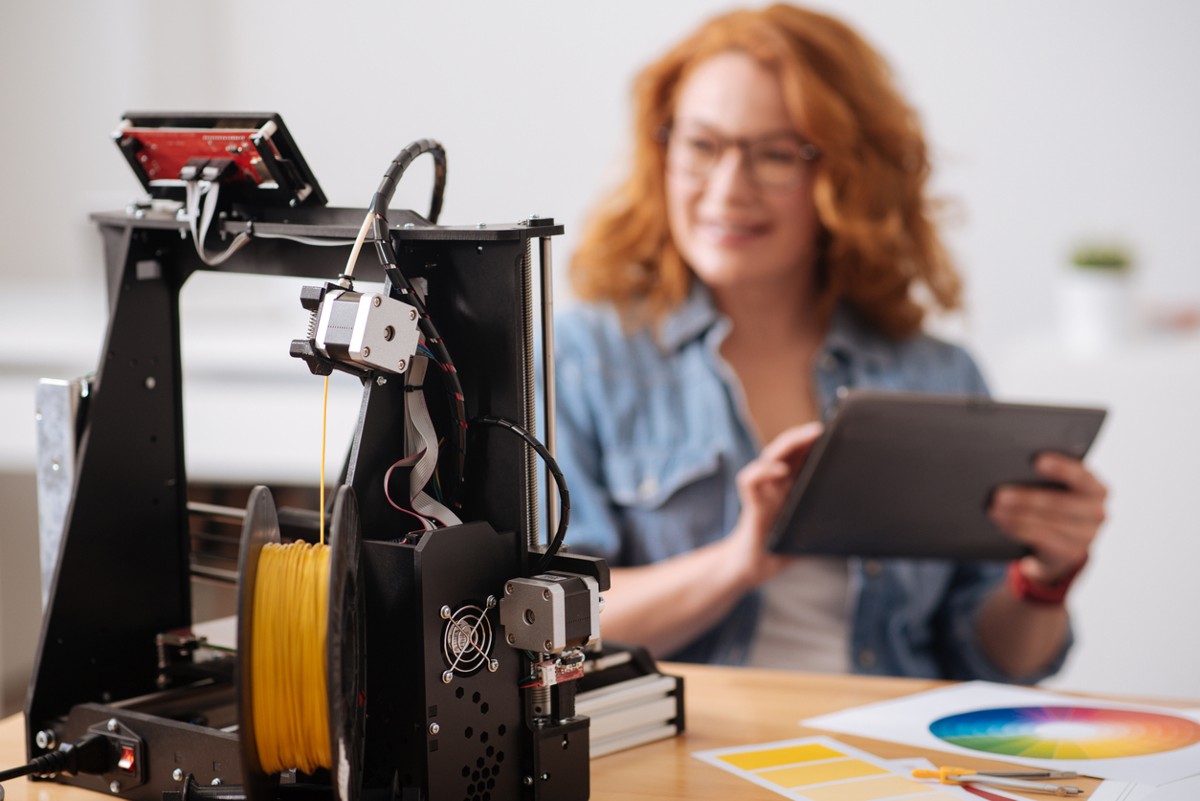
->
<box><xmin>117</xmin><ymin>127</ymin><xmax>284</xmax><ymax>186</ymax></box>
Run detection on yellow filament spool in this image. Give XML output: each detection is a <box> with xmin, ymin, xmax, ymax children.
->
<box><xmin>237</xmin><ymin>484</ymin><xmax>362</xmax><ymax>801</ymax></box>
<box><xmin>250</xmin><ymin>540</ymin><xmax>332</xmax><ymax>775</ymax></box>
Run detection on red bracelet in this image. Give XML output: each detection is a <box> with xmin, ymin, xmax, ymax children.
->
<box><xmin>1007</xmin><ymin>559</ymin><xmax>1086</xmax><ymax>606</ymax></box>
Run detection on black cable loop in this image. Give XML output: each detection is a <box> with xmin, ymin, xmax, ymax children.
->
<box><xmin>370</xmin><ymin>138</ymin><xmax>446</xmax><ymax>227</ymax></box>
<box><xmin>471</xmin><ymin>416</ymin><xmax>570</xmax><ymax>576</ymax></box>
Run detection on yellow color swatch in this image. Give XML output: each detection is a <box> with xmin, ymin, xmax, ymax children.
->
<box><xmin>758</xmin><ymin>758</ymin><xmax>886</xmax><ymax>788</ymax></box>
<box><xmin>803</xmin><ymin>775</ymin><xmax>932</xmax><ymax>801</ymax></box>
<box><xmin>717</xmin><ymin>742</ymin><xmax>845</xmax><ymax>771</ymax></box>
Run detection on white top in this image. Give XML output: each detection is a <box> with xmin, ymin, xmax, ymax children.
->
<box><xmin>745</xmin><ymin>557</ymin><xmax>852</xmax><ymax>672</ymax></box>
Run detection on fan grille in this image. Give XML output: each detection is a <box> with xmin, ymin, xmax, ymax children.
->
<box><xmin>442</xmin><ymin>604</ymin><xmax>493</xmax><ymax>675</ymax></box>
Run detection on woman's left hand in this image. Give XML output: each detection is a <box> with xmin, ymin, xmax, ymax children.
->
<box><xmin>989</xmin><ymin>453</ymin><xmax>1108</xmax><ymax>583</ymax></box>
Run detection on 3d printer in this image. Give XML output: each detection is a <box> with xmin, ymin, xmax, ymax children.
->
<box><xmin>12</xmin><ymin>113</ymin><xmax>682</xmax><ymax>801</ymax></box>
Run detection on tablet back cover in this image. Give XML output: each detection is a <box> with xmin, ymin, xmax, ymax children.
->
<box><xmin>768</xmin><ymin>391</ymin><xmax>1106</xmax><ymax>560</ymax></box>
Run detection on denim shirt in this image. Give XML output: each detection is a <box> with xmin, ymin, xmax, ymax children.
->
<box><xmin>552</xmin><ymin>283</ymin><xmax>1070</xmax><ymax>683</ymax></box>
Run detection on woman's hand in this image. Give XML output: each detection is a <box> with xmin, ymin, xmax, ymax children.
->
<box><xmin>726</xmin><ymin>422</ymin><xmax>824</xmax><ymax>586</ymax></box>
<box><xmin>597</xmin><ymin>421</ymin><xmax>826</xmax><ymax>657</ymax></box>
<box><xmin>980</xmin><ymin>454</ymin><xmax>1105</xmax><ymax>676</ymax></box>
<box><xmin>989</xmin><ymin>453</ymin><xmax>1108</xmax><ymax>584</ymax></box>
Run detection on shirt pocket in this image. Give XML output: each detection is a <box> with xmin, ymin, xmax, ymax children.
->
<box><xmin>603</xmin><ymin>446</ymin><xmax>723</xmax><ymax>510</ymax></box>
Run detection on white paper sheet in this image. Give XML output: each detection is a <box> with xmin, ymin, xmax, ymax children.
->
<box><xmin>1144</xmin><ymin>773</ymin><xmax>1200</xmax><ymax>800</ymax></box>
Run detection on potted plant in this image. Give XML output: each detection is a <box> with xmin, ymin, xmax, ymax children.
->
<box><xmin>1059</xmin><ymin>241</ymin><xmax>1134</xmax><ymax>353</ymax></box>
<box><xmin>1070</xmin><ymin>244</ymin><xmax>1133</xmax><ymax>273</ymax></box>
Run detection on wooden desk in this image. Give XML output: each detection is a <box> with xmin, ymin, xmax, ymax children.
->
<box><xmin>4</xmin><ymin>664</ymin><xmax>1189</xmax><ymax>801</ymax></box>
<box><xmin>591</xmin><ymin>664</ymin><xmax>1112</xmax><ymax>800</ymax></box>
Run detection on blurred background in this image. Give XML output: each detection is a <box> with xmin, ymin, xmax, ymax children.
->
<box><xmin>1</xmin><ymin>0</ymin><xmax>1198</xmax><ymax>715</ymax></box>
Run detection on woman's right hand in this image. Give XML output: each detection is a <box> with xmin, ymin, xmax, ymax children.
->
<box><xmin>726</xmin><ymin>422</ymin><xmax>825</xmax><ymax>586</ymax></box>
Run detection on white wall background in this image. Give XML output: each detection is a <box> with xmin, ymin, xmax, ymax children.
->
<box><xmin>1</xmin><ymin>0</ymin><xmax>1198</xmax><ymax>709</ymax></box>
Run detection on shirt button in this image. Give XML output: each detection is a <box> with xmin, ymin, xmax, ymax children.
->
<box><xmin>864</xmin><ymin>560</ymin><xmax>882</xmax><ymax>577</ymax></box>
<box><xmin>858</xmin><ymin>649</ymin><xmax>877</xmax><ymax>668</ymax></box>
<box><xmin>638</xmin><ymin>477</ymin><xmax>659</xmax><ymax>500</ymax></box>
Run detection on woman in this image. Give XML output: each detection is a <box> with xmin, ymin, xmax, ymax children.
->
<box><xmin>554</xmin><ymin>4</ymin><xmax>1106</xmax><ymax>682</ymax></box>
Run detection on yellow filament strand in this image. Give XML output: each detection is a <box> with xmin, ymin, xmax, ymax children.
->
<box><xmin>251</xmin><ymin>541</ymin><xmax>332</xmax><ymax>774</ymax></box>
<box><xmin>320</xmin><ymin>375</ymin><xmax>329</xmax><ymax>546</ymax></box>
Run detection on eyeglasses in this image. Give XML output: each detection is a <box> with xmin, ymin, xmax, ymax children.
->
<box><xmin>662</xmin><ymin>124</ymin><xmax>820</xmax><ymax>189</ymax></box>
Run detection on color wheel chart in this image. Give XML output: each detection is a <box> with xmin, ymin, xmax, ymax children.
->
<box><xmin>929</xmin><ymin>706</ymin><xmax>1200</xmax><ymax>760</ymax></box>
<box><xmin>801</xmin><ymin>680</ymin><xmax>1200</xmax><ymax>786</ymax></box>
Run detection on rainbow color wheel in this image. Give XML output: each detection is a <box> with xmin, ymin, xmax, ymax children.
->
<box><xmin>929</xmin><ymin>706</ymin><xmax>1200</xmax><ymax>760</ymax></box>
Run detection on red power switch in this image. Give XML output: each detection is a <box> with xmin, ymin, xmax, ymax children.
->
<box><xmin>118</xmin><ymin>745</ymin><xmax>136</xmax><ymax>772</ymax></box>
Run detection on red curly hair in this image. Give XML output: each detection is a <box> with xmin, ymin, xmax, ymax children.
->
<box><xmin>569</xmin><ymin>3</ymin><xmax>962</xmax><ymax>338</ymax></box>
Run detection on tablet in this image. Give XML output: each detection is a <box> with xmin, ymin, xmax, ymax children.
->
<box><xmin>767</xmin><ymin>390</ymin><xmax>1107</xmax><ymax>561</ymax></box>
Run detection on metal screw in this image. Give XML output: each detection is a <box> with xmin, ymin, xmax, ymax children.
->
<box><xmin>397</xmin><ymin>359</ymin><xmax>406</xmax><ymax>371</ymax></box>
<box><xmin>172</xmin><ymin>770</ymin><xmax>184</xmax><ymax>782</ymax></box>
<box><xmin>107</xmin><ymin>719</ymin><xmax>120</xmax><ymax>733</ymax></box>
<box><xmin>488</xmin><ymin>659</ymin><xmax>499</xmax><ymax>672</ymax></box>
<box><xmin>544</xmin><ymin>640</ymin><xmax>554</xmax><ymax>651</ymax></box>
<box><xmin>440</xmin><ymin>605</ymin><xmax>452</xmax><ymax>619</ymax></box>
<box><xmin>504</xmin><ymin>582</ymin><xmax>514</xmax><ymax>595</ymax></box>
<box><xmin>486</xmin><ymin>595</ymin><xmax>497</xmax><ymax>608</ymax></box>
<box><xmin>372</xmin><ymin>295</ymin><xmax>382</xmax><ymax>307</ymax></box>
<box><xmin>428</xmin><ymin>723</ymin><xmax>440</xmax><ymax>735</ymax></box>
<box><xmin>35</xmin><ymin>730</ymin><xmax>56</xmax><ymax>750</ymax></box>
<box><xmin>408</xmin><ymin>309</ymin><xmax>417</xmax><ymax>321</ymax></box>
<box><xmin>361</xmin><ymin>346</ymin><xmax>371</xmax><ymax>358</ymax></box>
<box><xmin>375</xmin><ymin>376</ymin><xmax>388</xmax><ymax>386</ymax></box>
<box><xmin>109</xmin><ymin>781</ymin><xmax>122</xmax><ymax>793</ymax></box>
<box><xmin>542</xmin><ymin>589</ymin><xmax>552</xmax><ymax>601</ymax></box>
<box><xmin>540</xmin><ymin>773</ymin><xmax>550</xmax><ymax>781</ymax></box>
<box><xmin>403</xmin><ymin>223</ymin><xmax>415</xmax><ymax>229</ymax></box>
<box><xmin>523</xmin><ymin>777</ymin><xmax>533</xmax><ymax>787</ymax></box>
<box><xmin>476</xmin><ymin>223</ymin><xmax>487</xmax><ymax>229</ymax></box>
<box><xmin>506</xmin><ymin>634</ymin><xmax>515</xmax><ymax>644</ymax></box>
<box><xmin>441</xmin><ymin>670</ymin><xmax>454</xmax><ymax>684</ymax></box>
<box><xmin>210</xmin><ymin>779</ymin><xmax>223</xmax><ymax>786</ymax></box>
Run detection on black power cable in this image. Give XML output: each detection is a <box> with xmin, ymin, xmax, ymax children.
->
<box><xmin>0</xmin><ymin>733</ymin><xmax>111</xmax><ymax>787</ymax></box>
<box><xmin>471</xmin><ymin>416</ymin><xmax>570</xmax><ymax>576</ymax></box>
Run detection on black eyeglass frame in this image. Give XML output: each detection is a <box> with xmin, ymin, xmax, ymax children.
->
<box><xmin>656</xmin><ymin>124</ymin><xmax>821</xmax><ymax>189</ymax></box>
